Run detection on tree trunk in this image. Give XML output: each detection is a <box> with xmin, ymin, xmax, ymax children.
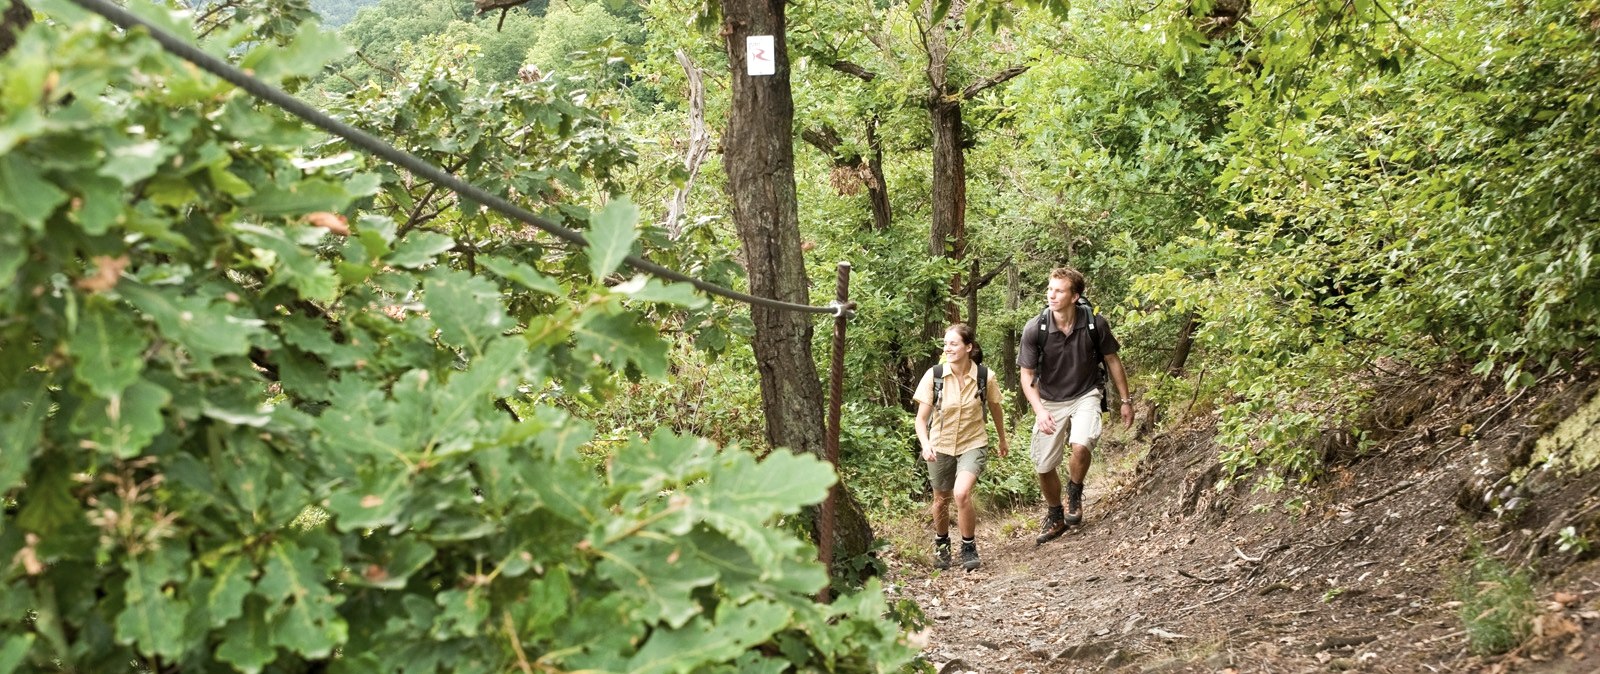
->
<box><xmin>864</xmin><ymin>119</ymin><xmax>890</xmax><ymax>232</ymax></box>
<box><xmin>929</xmin><ymin>99</ymin><xmax>966</xmax><ymax>325</ymax></box>
<box><xmin>1140</xmin><ymin>311</ymin><xmax>1199</xmax><ymax>438</ymax></box>
<box><xmin>720</xmin><ymin>0</ymin><xmax>874</xmax><ymax>573</ymax></box>
<box><xmin>1004</xmin><ymin>262</ymin><xmax>1021</xmax><ymax>414</ymax></box>
<box><xmin>1</xmin><ymin>0</ymin><xmax>32</xmax><ymax>58</ymax></box>
<box><xmin>1168</xmin><ymin>310</ymin><xmax>1198</xmax><ymax>377</ymax></box>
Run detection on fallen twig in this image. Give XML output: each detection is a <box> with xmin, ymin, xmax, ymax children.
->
<box><xmin>1178</xmin><ymin>569</ymin><xmax>1228</xmax><ymax>584</ymax></box>
<box><xmin>1234</xmin><ymin>545</ymin><xmax>1261</xmax><ymax>563</ymax></box>
<box><xmin>1351</xmin><ymin>480</ymin><xmax>1417</xmax><ymax>509</ymax></box>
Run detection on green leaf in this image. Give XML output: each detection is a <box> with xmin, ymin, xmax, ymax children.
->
<box><xmin>97</xmin><ymin>139</ymin><xmax>173</xmax><ymax>187</ymax></box>
<box><xmin>74</xmin><ymin>174</ymin><xmax>124</xmax><ymax>234</ymax></box>
<box><xmin>0</xmin><ymin>375</ymin><xmax>48</xmax><ymax>494</ymax></box>
<box><xmin>192</xmin><ymin>555</ymin><xmax>255</xmax><ymax>630</ymax></box>
<box><xmin>433</xmin><ymin>589</ymin><xmax>489</xmax><ymax>638</ymax></box>
<box><xmin>387</xmin><ymin>231</ymin><xmax>455</xmax><ymax>268</ymax></box>
<box><xmin>588</xmin><ymin>197</ymin><xmax>639</xmax><ymax>281</ymax></box>
<box><xmin>239</xmin><ymin>21</ymin><xmax>350</xmax><ymax>82</ymax></box>
<box><xmin>425</xmin><ymin>270</ymin><xmax>512</xmax><ymax>354</ymax></box>
<box><xmin>0</xmin><ymin>154</ymin><xmax>68</xmax><ymax>229</ymax></box>
<box><xmin>236</xmin><ymin>223</ymin><xmax>340</xmax><ymax>303</ymax></box>
<box><xmin>115</xmin><ymin>548</ymin><xmax>191</xmax><ymax>659</ymax></box>
<box><xmin>217</xmin><ymin>597</ymin><xmax>278</xmax><ymax>674</ymax></box>
<box><xmin>573</xmin><ymin>311</ymin><xmax>668</xmax><ymax>378</ymax></box>
<box><xmin>72</xmin><ymin>378</ymin><xmax>171</xmax><ymax>458</ymax></box>
<box><xmin>0</xmin><ymin>633</ymin><xmax>33</xmax><ymax>674</ymax></box>
<box><xmin>245</xmin><ymin>179</ymin><xmax>360</xmax><ymax>216</ymax></box>
<box><xmin>69</xmin><ymin>299</ymin><xmax>147</xmax><ymax>398</ymax></box>
<box><xmin>598</xmin><ymin>536</ymin><xmax>719</xmax><ymax>628</ymax></box>
<box><xmin>481</xmin><ymin>255</ymin><xmax>563</xmax><ymax>295</ymax></box>
<box><xmin>613</xmin><ymin>275</ymin><xmax>708</xmax><ymax>309</ymax></box>
<box><xmin>626</xmin><ymin>600</ymin><xmax>790</xmax><ymax>674</ymax></box>
<box><xmin>326</xmin><ymin>471</ymin><xmax>407</xmax><ymax>531</ymax></box>
<box><xmin>699</xmin><ymin>450</ymin><xmax>835</xmax><ymax>562</ymax></box>
<box><xmin>120</xmin><ymin>284</ymin><xmax>264</xmax><ymax>366</ymax></box>
<box><xmin>261</xmin><ymin>542</ymin><xmax>345</xmax><ymax>658</ymax></box>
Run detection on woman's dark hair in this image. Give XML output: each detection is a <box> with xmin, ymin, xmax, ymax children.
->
<box><xmin>947</xmin><ymin>323</ymin><xmax>983</xmax><ymax>364</ymax></box>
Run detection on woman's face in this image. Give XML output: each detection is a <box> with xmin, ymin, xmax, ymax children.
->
<box><xmin>942</xmin><ymin>329</ymin><xmax>970</xmax><ymax>364</ymax></box>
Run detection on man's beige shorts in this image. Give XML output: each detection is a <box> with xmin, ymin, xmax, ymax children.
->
<box><xmin>1028</xmin><ymin>391</ymin><xmax>1103</xmax><ymax>474</ymax></box>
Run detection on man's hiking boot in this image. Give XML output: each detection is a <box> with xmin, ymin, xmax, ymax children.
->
<box><xmin>1035</xmin><ymin>507</ymin><xmax>1068</xmax><ymax>545</ymax></box>
<box><xmin>933</xmin><ymin>536</ymin><xmax>952</xmax><ymax>570</ymax></box>
<box><xmin>960</xmin><ymin>539</ymin><xmax>980</xmax><ymax>571</ymax></box>
<box><xmin>1065</xmin><ymin>480</ymin><xmax>1085</xmax><ymax>526</ymax></box>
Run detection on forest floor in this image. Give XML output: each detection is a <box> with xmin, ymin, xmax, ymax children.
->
<box><xmin>882</xmin><ymin>366</ymin><xmax>1600</xmax><ymax>674</ymax></box>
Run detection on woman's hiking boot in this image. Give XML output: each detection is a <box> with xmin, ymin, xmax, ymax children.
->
<box><xmin>960</xmin><ymin>539</ymin><xmax>980</xmax><ymax>571</ymax></box>
<box><xmin>933</xmin><ymin>536</ymin><xmax>952</xmax><ymax>570</ymax></box>
<box><xmin>1035</xmin><ymin>506</ymin><xmax>1068</xmax><ymax>545</ymax></box>
<box><xmin>1065</xmin><ymin>480</ymin><xmax>1084</xmax><ymax>526</ymax></box>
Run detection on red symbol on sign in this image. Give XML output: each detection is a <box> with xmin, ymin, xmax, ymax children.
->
<box><xmin>753</xmin><ymin>48</ymin><xmax>770</xmax><ymax>62</ymax></box>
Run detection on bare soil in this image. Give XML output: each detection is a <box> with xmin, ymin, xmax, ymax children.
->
<box><xmin>884</xmin><ymin>368</ymin><xmax>1600</xmax><ymax>674</ymax></box>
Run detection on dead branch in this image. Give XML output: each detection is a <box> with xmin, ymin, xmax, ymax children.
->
<box><xmin>1350</xmin><ymin>480</ymin><xmax>1417</xmax><ymax>509</ymax></box>
<box><xmin>1177</xmin><ymin>569</ymin><xmax>1228</xmax><ymax>584</ymax></box>
<box><xmin>662</xmin><ymin>49</ymin><xmax>712</xmax><ymax>240</ymax></box>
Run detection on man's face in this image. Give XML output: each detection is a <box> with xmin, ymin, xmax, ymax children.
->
<box><xmin>1047</xmin><ymin>277</ymin><xmax>1077</xmax><ymax>312</ymax></box>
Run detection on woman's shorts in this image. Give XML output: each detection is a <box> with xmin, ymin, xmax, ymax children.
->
<box><xmin>927</xmin><ymin>447</ymin><xmax>987</xmax><ymax>492</ymax></box>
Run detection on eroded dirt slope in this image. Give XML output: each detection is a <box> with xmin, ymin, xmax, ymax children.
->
<box><xmin>887</xmin><ymin>369</ymin><xmax>1600</xmax><ymax>674</ymax></box>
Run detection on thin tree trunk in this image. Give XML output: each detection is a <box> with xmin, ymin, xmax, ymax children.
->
<box><xmin>1140</xmin><ymin>311</ymin><xmax>1199</xmax><ymax>438</ymax></box>
<box><xmin>929</xmin><ymin>100</ymin><xmax>966</xmax><ymax>325</ymax></box>
<box><xmin>1004</xmin><ymin>263</ymin><xmax>1021</xmax><ymax>417</ymax></box>
<box><xmin>864</xmin><ymin>119</ymin><xmax>890</xmax><ymax>232</ymax></box>
<box><xmin>1168</xmin><ymin>311</ymin><xmax>1198</xmax><ymax>376</ymax></box>
<box><xmin>720</xmin><ymin>0</ymin><xmax>873</xmax><ymax>573</ymax></box>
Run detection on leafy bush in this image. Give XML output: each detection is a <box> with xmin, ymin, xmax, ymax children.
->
<box><xmin>0</xmin><ymin>3</ymin><xmax>915</xmax><ymax>672</ymax></box>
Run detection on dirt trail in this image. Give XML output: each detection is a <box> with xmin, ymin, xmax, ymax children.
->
<box><xmin>885</xmin><ymin>371</ymin><xmax>1600</xmax><ymax>673</ymax></box>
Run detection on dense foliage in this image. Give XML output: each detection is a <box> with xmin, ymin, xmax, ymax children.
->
<box><xmin>4</xmin><ymin>0</ymin><xmax>1598</xmax><ymax>668</ymax></box>
<box><xmin>0</xmin><ymin>1</ymin><xmax>917</xmax><ymax>671</ymax></box>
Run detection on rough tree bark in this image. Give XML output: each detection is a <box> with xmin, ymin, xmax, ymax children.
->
<box><xmin>720</xmin><ymin>0</ymin><xmax>875</xmax><ymax>570</ymax></box>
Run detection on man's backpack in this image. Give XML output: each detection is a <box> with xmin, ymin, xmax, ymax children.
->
<box><xmin>931</xmin><ymin>363</ymin><xmax>990</xmax><ymax>427</ymax></box>
<box><xmin>1031</xmin><ymin>296</ymin><xmax>1109</xmax><ymax>412</ymax></box>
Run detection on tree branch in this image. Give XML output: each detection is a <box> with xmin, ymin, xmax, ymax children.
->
<box><xmin>824</xmin><ymin>59</ymin><xmax>878</xmax><ymax>82</ymax></box>
<box><xmin>960</xmin><ymin>64</ymin><xmax>1028</xmax><ymax>100</ymax></box>
<box><xmin>974</xmin><ymin>254</ymin><xmax>1013</xmax><ymax>290</ymax></box>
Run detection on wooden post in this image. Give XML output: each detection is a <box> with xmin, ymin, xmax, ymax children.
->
<box><xmin>819</xmin><ymin>261</ymin><xmax>853</xmax><ymax>602</ymax></box>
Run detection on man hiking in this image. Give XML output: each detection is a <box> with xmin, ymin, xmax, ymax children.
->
<box><xmin>1019</xmin><ymin>267</ymin><xmax>1133</xmax><ymax>544</ymax></box>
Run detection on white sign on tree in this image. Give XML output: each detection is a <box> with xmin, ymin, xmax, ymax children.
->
<box><xmin>746</xmin><ymin>35</ymin><xmax>775</xmax><ymax>76</ymax></box>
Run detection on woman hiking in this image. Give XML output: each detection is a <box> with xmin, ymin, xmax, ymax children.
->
<box><xmin>913</xmin><ymin>323</ymin><xmax>1010</xmax><ymax>571</ymax></box>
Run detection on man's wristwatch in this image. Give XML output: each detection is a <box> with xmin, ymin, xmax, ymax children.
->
<box><xmin>1120</xmin><ymin>397</ymin><xmax>1133</xmax><ymax>405</ymax></box>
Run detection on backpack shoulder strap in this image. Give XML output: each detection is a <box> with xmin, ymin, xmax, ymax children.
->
<box><xmin>1033</xmin><ymin>308</ymin><xmax>1050</xmax><ymax>356</ymax></box>
<box><xmin>930</xmin><ymin>364</ymin><xmax>945</xmax><ymax>406</ymax></box>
